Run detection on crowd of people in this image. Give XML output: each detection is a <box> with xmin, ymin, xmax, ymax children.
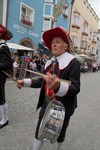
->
<box><xmin>11</xmin><ymin>52</ymin><xmax>49</xmax><ymax>80</ymax></box>
<box><xmin>80</xmin><ymin>60</ymin><xmax>100</xmax><ymax>73</ymax></box>
<box><xmin>11</xmin><ymin>51</ymin><xmax>100</xmax><ymax>80</ymax></box>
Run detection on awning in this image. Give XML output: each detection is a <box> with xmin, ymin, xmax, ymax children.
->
<box><xmin>74</xmin><ymin>54</ymin><xmax>85</xmax><ymax>62</ymax></box>
<box><xmin>6</xmin><ymin>43</ymin><xmax>35</xmax><ymax>51</ymax></box>
<box><xmin>78</xmin><ymin>54</ymin><xmax>93</xmax><ymax>60</ymax></box>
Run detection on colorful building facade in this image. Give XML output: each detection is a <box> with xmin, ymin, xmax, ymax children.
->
<box><xmin>70</xmin><ymin>0</ymin><xmax>99</xmax><ymax>55</ymax></box>
<box><xmin>0</xmin><ymin>0</ymin><xmax>72</xmax><ymax>57</ymax></box>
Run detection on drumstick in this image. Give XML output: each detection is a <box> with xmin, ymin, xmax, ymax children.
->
<box><xmin>25</xmin><ymin>69</ymin><xmax>47</xmax><ymax>77</ymax></box>
<box><xmin>25</xmin><ymin>69</ymin><xmax>71</xmax><ymax>85</ymax></box>
<box><xmin>2</xmin><ymin>71</ymin><xmax>17</xmax><ymax>82</ymax></box>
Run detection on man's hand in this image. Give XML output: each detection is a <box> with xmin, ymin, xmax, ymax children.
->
<box><xmin>16</xmin><ymin>80</ymin><xmax>24</xmax><ymax>89</ymax></box>
<box><xmin>43</xmin><ymin>72</ymin><xmax>60</xmax><ymax>92</ymax></box>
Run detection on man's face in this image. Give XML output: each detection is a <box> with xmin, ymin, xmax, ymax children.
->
<box><xmin>51</xmin><ymin>37</ymin><xmax>68</xmax><ymax>57</ymax></box>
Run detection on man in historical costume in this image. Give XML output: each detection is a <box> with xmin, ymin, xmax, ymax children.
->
<box><xmin>0</xmin><ymin>24</ymin><xmax>13</xmax><ymax>128</ymax></box>
<box><xmin>17</xmin><ymin>27</ymin><xmax>80</xmax><ymax>150</ymax></box>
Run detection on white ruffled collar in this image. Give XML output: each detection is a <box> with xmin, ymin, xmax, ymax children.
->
<box><xmin>45</xmin><ymin>52</ymin><xmax>75</xmax><ymax>70</ymax></box>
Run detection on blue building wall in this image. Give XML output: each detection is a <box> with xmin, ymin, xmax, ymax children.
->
<box><xmin>7</xmin><ymin>0</ymin><xmax>44</xmax><ymax>51</ymax></box>
<box><xmin>6</xmin><ymin>0</ymin><xmax>71</xmax><ymax>55</ymax></box>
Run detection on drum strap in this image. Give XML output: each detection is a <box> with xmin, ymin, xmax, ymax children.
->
<box><xmin>45</xmin><ymin>59</ymin><xmax>60</xmax><ymax>100</ymax></box>
<box><xmin>51</xmin><ymin>59</ymin><xmax>60</xmax><ymax>77</ymax></box>
<box><xmin>52</xmin><ymin>59</ymin><xmax>60</xmax><ymax>100</ymax></box>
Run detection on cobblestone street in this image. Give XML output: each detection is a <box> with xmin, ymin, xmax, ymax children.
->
<box><xmin>0</xmin><ymin>71</ymin><xmax>100</xmax><ymax>150</ymax></box>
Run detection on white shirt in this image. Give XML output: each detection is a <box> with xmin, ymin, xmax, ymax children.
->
<box><xmin>13</xmin><ymin>61</ymin><xmax>19</xmax><ymax>68</ymax></box>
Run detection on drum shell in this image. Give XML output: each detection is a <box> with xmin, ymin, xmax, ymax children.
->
<box><xmin>38</xmin><ymin>100</ymin><xmax>65</xmax><ymax>144</ymax></box>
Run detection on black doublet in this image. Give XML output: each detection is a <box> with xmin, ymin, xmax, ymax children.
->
<box><xmin>0</xmin><ymin>43</ymin><xmax>12</xmax><ymax>104</ymax></box>
<box><xmin>30</xmin><ymin>52</ymin><xmax>80</xmax><ymax>142</ymax></box>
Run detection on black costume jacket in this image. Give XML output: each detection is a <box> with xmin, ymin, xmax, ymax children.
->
<box><xmin>30</xmin><ymin>52</ymin><xmax>80</xmax><ymax>117</ymax></box>
<box><xmin>0</xmin><ymin>42</ymin><xmax>13</xmax><ymax>81</ymax></box>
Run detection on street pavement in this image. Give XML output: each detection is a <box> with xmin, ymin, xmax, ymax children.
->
<box><xmin>0</xmin><ymin>71</ymin><xmax>100</xmax><ymax>150</ymax></box>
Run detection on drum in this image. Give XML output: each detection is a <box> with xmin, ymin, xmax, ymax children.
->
<box><xmin>38</xmin><ymin>100</ymin><xmax>65</xmax><ymax>144</ymax></box>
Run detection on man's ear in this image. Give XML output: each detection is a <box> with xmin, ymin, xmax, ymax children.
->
<box><xmin>64</xmin><ymin>43</ymin><xmax>68</xmax><ymax>50</ymax></box>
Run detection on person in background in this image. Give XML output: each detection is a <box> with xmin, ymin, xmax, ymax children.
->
<box><xmin>40</xmin><ymin>54</ymin><xmax>47</xmax><ymax>73</ymax></box>
<box><xmin>13</xmin><ymin>57</ymin><xmax>19</xmax><ymax>80</ymax></box>
<box><xmin>29</xmin><ymin>58</ymin><xmax>37</xmax><ymax>71</ymax></box>
<box><xmin>29</xmin><ymin>58</ymin><xmax>38</xmax><ymax>77</ymax></box>
<box><xmin>25</xmin><ymin>53</ymin><xmax>31</xmax><ymax>62</ymax></box>
<box><xmin>35</xmin><ymin>53</ymin><xmax>41</xmax><ymax>72</ymax></box>
<box><xmin>0</xmin><ymin>24</ymin><xmax>13</xmax><ymax>129</ymax></box>
<box><xmin>21</xmin><ymin>52</ymin><xmax>27</xmax><ymax>61</ymax></box>
<box><xmin>16</xmin><ymin>27</ymin><xmax>80</xmax><ymax>150</ymax></box>
<box><xmin>92</xmin><ymin>61</ymin><xmax>97</xmax><ymax>72</ymax></box>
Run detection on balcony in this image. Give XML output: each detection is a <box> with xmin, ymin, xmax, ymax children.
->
<box><xmin>72</xmin><ymin>24</ymin><xmax>80</xmax><ymax>30</ymax></box>
<box><xmin>82</xmin><ymin>31</ymin><xmax>88</xmax><ymax>36</ymax></box>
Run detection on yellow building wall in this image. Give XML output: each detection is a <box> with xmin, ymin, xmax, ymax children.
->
<box><xmin>74</xmin><ymin>0</ymin><xmax>99</xmax><ymax>32</ymax></box>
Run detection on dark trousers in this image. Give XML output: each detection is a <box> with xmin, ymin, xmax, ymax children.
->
<box><xmin>35</xmin><ymin>101</ymin><xmax>70</xmax><ymax>143</ymax></box>
<box><xmin>0</xmin><ymin>80</ymin><xmax>6</xmax><ymax>105</ymax></box>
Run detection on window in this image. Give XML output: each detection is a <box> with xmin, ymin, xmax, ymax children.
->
<box><xmin>43</xmin><ymin>4</ymin><xmax>54</xmax><ymax>17</ymax></box>
<box><xmin>20</xmin><ymin>3</ymin><xmax>34</xmax><ymax>27</ymax></box>
<box><xmin>83</xmin><ymin>20</ymin><xmax>88</xmax><ymax>34</ymax></box>
<box><xmin>73</xmin><ymin>16</ymin><xmax>79</xmax><ymax>25</ymax></box>
<box><xmin>87</xmin><ymin>6</ymin><xmax>89</xmax><ymax>9</ymax></box>
<box><xmin>55</xmin><ymin>0</ymin><xmax>58</xmax><ymax>5</ymax></box>
<box><xmin>83</xmin><ymin>25</ymin><xmax>88</xmax><ymax>33</ymax></box>
<box><xmin>0</xmin><ymin>0</ymin><xmax>3</xmax><ymax>23</ymax></box>
<box><xmin>72</xmin><ymin>36</ymin><xmax>77</xmax><ymax>46</ymax></box>
<box><xmin>43</xmin><ymin>2</ymin><xmax>55</xmax><ymax>30</ymax></box>
<box><xmin>93</xmin><ymin>35</ymin><xmax>97</xmax><ymax>42</ymax></box>
<box><xmin>42</xmin><ymin>1</ymin><xmax>56</xmax><ymax>40</ymax></box>
<box><xmin>89</xmin><ymin>31</ymin><xmax>92</xmax><ymax>40</ymax></box>
<box><xmin>84</xmin><ymin>0</ymin><xmax>86</xmax><ymax>4</ymax></box>
<box><xmin>45</xmin><ymin>0</ymin><xmax>53</xmax><ymax>2</ymax></box>
<box><xmin>43</xmin><ymin>17</ymin><xmax>55</xmax><ymax>31</ymax></box>
<box><xmin>44</xmin><ymin>0</ymin><xmax>58</xmax><ymax>3</ymax></box>
<box><xmin>91</xmin><ymin>48</ymin><xmax>95</xmax><ymax>54</ymax></box>
<box><xmin>81</xmin><ymin>40</ymin><xmax>87</xmax><ymax>49</ymax></box>
<box><xmin>43</xmin><ymin>18</ymin><xmax>51</xmax><ymax>31</ymax></box>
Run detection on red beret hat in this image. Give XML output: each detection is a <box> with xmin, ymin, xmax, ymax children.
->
<box><xmin>42</xmin><ymin>26</ymin><xmax>73</xmax><ymax>51</ymax></box>
<box><xmin>0</xmin><ymin>24</ymin><xmax>13</xmax><ymax>40</ymax></box>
